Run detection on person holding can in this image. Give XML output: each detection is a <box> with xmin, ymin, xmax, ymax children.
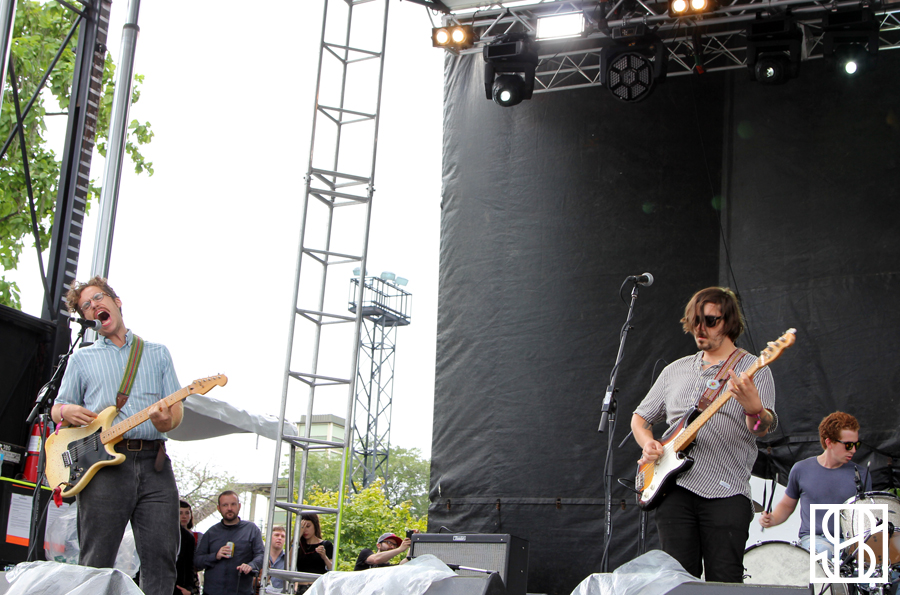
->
<box><xmin>195</xmin><ymin>491</ymin><xmax>264</xmax><ymax>595</ymax></box>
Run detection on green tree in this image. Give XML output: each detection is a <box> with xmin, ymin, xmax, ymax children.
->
<box><xmin>0</xmin><ymin>0</ymin><xmax>153</xmax><ymax>308</ymax></box>
<box><xmin>291</xmin><ymin>445</ymin><xmax>430</xmax><ymax>516</ymax></box>
<box><xmin>173</xmin><ymin>457</ymin><xmax>237</xmax><ymax>526</ymax></box>
<box><xmin>306</xmin><ymin>478</ymin><xmax>427</xmax><ymax>571</ymax></box>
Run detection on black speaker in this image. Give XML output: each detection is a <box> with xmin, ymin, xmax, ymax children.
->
<box><xmin>423</xmin><ymin>574</ymin><xmax>508</xmax><ymax>595</ymax></box>
<box><xmin>667</xmin><ymin>582</ymin><xmax>813</xmax><ymax>594</ymax></box>
<box><xmin>411</xmin><ymin>533</ymin><xmax>528</xmax><ymax>595</ymax></box>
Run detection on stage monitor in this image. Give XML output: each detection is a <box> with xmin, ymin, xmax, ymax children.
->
<box><xmin>411</xmin><ymin>533</ymin><xmax>528</xmax><ymax>595</ymax></box>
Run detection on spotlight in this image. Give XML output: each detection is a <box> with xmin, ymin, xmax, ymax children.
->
<box><xmin>745</xmin><ymin>17</ymin><xmax>801</xmax><ymax>85</ymax></box>
<box><xmin>535</xmin><ymin>13</ymin><xmax>585</xmax><ymax>40</ymax></box>
<box><xmin>669</xmin><ymin>0</ymin><xmax>715</xmax><ymax>17</ymax></box>
<box><xmin>600</xmin><ymin>28</ymin><xmax>666</xmax><ymax>102</ymax></box>
<box><xmin>432</xmin><ymin>25</ymin><xmax>475</xmax><ymax>50</ymax></box>
<box><xmin>483</xmin><ymin>33</ymin><xmax>538</xmax><ymax>107</ymax></box>
<box><xmin>822</xmin><ymin>9</ymin><xmax>878</xmax><ymax>75</ymax></box>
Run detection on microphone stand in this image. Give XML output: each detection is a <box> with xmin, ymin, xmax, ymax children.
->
<box><xmin>25</xmin><ymin>322</ymin><xmax>89</xmax><ymax>562</ymax></box>
<box><xmin>598</xmin><ymin>278</ymin><xmax>644</xmax><ymax>572</ymax></box>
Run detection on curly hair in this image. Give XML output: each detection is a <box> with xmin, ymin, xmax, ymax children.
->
<box><xmin>819</xmin><ymin>411</ymin><xmax>860</xmax><ymax>450</ymax></box>
<box><xmin>680</xmin><ymin>287</ymin><xmax>745</xmax><ymax>342</ymax></box>
<box><xmin>65</xmin><ymin>276</ymin><xmax>120</xmax><ymax>317</ymax></box>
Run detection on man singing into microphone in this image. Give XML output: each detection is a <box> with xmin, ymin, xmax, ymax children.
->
<box><xmin>632</xmin><ymin>286</ymin><xmax>777</xmax><ymax>582</ymax></box>
<box><xmin>760</xmin><ymin>411</ymin><xmax>870</xmax><ymax>555</ymax></box>
<box><xmin>50</xmin><ymin>276</ymin><xmax>183</xmax><ymax>595</ymax></box>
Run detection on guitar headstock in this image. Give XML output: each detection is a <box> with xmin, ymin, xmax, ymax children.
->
<box><xmin>758</xmin><ymin>329</ymin><xmax>796</xmax><ymax>367</ymax></box>
<box><xmin>188</xmin><ymin>374</ymin><xmax>228</xmax><ymax>395</ymax></box>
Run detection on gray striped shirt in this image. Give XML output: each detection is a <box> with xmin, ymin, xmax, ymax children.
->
<box><xmin>57</xmin><ymin>330</ymin><xmax>181</xmax><ymax>440</ymax></box>
<box><xmin>634</xmin><ymin>350</ymin><xmax>776</xmax><ymax>500</ymax></box>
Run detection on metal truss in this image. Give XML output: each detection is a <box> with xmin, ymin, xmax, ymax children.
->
<box><xmin>438</xmin><ymin>0</ymin><xmax>900</xmax><ymax>92</ymax></box>
<box><xmin>347</xmin><ymin>275</ymin><xmax>412</xmax><ymax>491</ymax></box>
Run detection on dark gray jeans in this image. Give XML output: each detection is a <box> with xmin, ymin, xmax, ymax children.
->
<box><xmin>77</xmin><ymin>446</ymin><xmax>179</xmax><ymax>595</ymax></box>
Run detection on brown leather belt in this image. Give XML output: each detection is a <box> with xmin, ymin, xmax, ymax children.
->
<box><xmin>114</xmin><ymin>439</ymin><xmax>167</xmax><ymax>472</ymax></box>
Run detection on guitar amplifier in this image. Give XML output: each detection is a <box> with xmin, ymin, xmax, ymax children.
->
<box><xmin>410</xmin><ymin>533</ymin><xmax>528</xmax><ymax>595</ymax></box>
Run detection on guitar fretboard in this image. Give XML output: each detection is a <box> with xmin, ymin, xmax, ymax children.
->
<box><xmin>100</xmin><ymin>387</ymin><xmax>190</xmax><ymax>444</ymax></box>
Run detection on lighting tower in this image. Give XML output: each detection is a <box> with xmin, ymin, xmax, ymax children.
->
<box><xmin>347</xmin><ymin>271</ymin><xmax>412</xmax><ymax>490</ymax></box>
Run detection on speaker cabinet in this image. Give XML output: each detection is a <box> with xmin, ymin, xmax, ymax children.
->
<box><xmin>411</xmin><ymin>533</ymin><xmax>528</xmax><ymax>595</ymax></box>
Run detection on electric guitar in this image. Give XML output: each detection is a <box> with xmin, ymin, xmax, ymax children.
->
<box><xmin>635</xmin><ymin>330</ymin><xmax>796</xmax><ymax>510</ymax></box>
<box><xmin>45</xmin><ymin>374</ymin><xmax>227</xmax><ymax>497</ymax></box>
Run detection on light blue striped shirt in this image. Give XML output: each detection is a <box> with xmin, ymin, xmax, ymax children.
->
<box><xmin>57</xmin><ymin>330</ymin><xmax>181</xmax><ymax>440</ymax></box>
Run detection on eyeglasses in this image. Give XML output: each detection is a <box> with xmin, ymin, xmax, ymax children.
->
<box><xmin>695</xmin><ymin>315</ymin><xmax>724</xmax><ymax>328</ymax></box>
<box><xmin>839</xmin><ymin>440</ymin><xmax>861</xmax><ymax>451</ymax></box>
<box><xmin>80</xmin><ymin>292</ymin><xmax>109</xmax><ymax>312</ymax></box>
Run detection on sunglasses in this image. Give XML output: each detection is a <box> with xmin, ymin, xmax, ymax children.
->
<box><xmin>695</xmin><ymin>315</ymin><xmax>724</xmax><ymax>328</ymax></box>
<box><xmin>839</xmin><ymin>440</ymin><xmax>861</xmax><ymax>451</ymax></box>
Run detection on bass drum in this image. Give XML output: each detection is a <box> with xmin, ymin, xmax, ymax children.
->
<box><xmin>743</xmin><ymin>540</ymin><xmax>849</xmax><ymax>595</ymax></box>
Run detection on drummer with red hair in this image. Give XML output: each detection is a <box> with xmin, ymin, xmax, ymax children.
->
<box><xmin>760</xmin><ymin>411</ymin><xmax>871</xmax><ymax>555</ymax></box>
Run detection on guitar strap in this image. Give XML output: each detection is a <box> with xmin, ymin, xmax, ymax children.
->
<box><xmin>696</xmin><ymin>347</ymin><xmax>749</xmax><ymax>411</ymax></box>
<box><xmin>115</xmin><ymin>334</ymin><xmax>144</xmax><ymax>411</ymax></box>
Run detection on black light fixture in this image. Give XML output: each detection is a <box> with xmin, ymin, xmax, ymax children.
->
<box><xmin>483</xmin><ymin>33</ymin><xmax>539</xmax><ymax>107</ymax></box>
<box><xmin>600</xmin><ymin>26</ymin><xmax>667</xmax><ymax>102</ymax></box>
<box><xmin>432</xmin><ymin>25</ymin><xmax>476</xmax><ymax>50</ymax></box>
<box><xmin>822</xmin><ymin>8</ymin><xmax>879</xmax><ymax>75</ymax></box>
<box><xmin>669</xmin><ymin>0</ymin><xmax>716</xmax><ymax>18</ymax></box>
<box><xmin>745</xmin><ymin>17</ymin><xmax>802</xmax><ymax>85</ymax></box>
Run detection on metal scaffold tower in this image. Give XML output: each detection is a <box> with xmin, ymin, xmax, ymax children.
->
<box><xmin>348</xmin><ymin>273</ymin><xmax>412</xmax><ymax>490</ymax></box>
<box><xmin>262</xmin><ymin>0</ymin><xmax>392</xmax><ymax>589</ymax></box>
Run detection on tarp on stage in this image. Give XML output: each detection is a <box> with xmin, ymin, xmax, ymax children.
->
<box><xmin>431</xmin><ymin>47</ymin><xmax>900</xmax><ymax>595</ymax></box>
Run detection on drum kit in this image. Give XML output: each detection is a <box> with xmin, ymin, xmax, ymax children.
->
<box><xmin>743</xmin><ymin>492</ymin><xmax>900</xmax><ymax>595</ymax></box>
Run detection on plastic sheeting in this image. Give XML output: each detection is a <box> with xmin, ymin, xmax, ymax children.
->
<box><xmin>167</xmin><ymin>394</ymin><xmax>297</xmax><ymax>441</ymax></box>
<box><xmin>569</xmin><ymin>550</ymin><xmax>695</xmax><ymax>595</ymax></box>
<box><xmin>5</xmin><ymin>561</ymin><xmax>143</xmax><ymax>595</ymax></box>
<box><xmin>306</xmin><ymin>555</ymin><xmax>456</xmax><ymax>595</ymax></box>
<box><xmin>432</xmin><ymin>47</ymin><xmax>900</xmax><ymax>595</ymax></box>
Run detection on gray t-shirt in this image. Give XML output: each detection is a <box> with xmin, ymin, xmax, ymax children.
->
<box><xmin>785</xmin><ymin>455</ymin><xmax>871</xmax><ymax>538</ymax></box>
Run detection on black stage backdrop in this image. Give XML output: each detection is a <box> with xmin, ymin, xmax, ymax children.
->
<box><xmin>430</xmin><ymin>48</ymin><xmax>900</xmax><ymax>595</ymax></box>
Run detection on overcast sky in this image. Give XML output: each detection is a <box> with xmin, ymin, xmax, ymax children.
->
<box><xmin>10</xmin><ymin>0</ymin><xmax>445</xmax><ymax>523</ymax></box>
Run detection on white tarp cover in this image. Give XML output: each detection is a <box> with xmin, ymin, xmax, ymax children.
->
<box><xmin>307</xmin><ymin>554</ymin><xmax>456</xmax><ymax>595</ymax></box>
<box><xmin>5</xmin><ymin>560</ymin><xmax>143</xmax><ymax>595</ymax></box>
<box><xmin>167</xmin><ymin>394</ymin><xmax>296</xmax><ymax>442</ymax></box>
<box><xmin>569</xmin><ymin>550</ymin><xmax>696</xmax><ymax>595</ymax></box>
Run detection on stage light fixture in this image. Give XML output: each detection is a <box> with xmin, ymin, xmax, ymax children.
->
<box><xmin>745</xmin><ymin>17</ymin><xmax>801</xmax><ymax>85</ymax></box>
<box><xmin>669</xmin><ymin>0</ymin><xmax>715</xmax><ymax>17</ymax></box>
<box><xmin>822</xmin><ymin>9</ymin><xmax>878</xmax><ymax>76</ymax></box>
<box><xmin>432</xmin><ymin>25</ymin><xmax>475</xmax><ymax>50</ymax></box>
<box><xmin>536</xmin><ymin>13</ymin><xmax>585</xmax><ymax>40</ymax></box>
<box><xmin>483</xmin><ymin>33</ymin><xmax>538</xmax><ymax>107</ymax></box>
<box><xmin>600</xmin><ymin>29</ymin><xmax>667</xmax><ymax>102</ymax></box>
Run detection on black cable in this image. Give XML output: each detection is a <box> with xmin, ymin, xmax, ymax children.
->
<box><xmin>8</xmin><ymin>60</ymin><xmax>54</xmax><ymax>315</ymax></box>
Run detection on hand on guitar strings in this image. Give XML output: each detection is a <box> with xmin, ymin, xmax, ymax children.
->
<box><xmin>148</xmin><ymin>400</ymin><xmax>181</xmax><ymax>433</ymax></box>
<box><xmin>726</xmin><ymin>369</ymin><xmax>763</xmax><ymax>416</ymax></box>
<box><xmin>55</xmin><ymin>403</ymin><xmax>98</xmax><ymax>427</ymax></box>
<box><xmin>638</xmin><ymin>440</ymin><xmax>664</xmax><ymax>465</ymax></box>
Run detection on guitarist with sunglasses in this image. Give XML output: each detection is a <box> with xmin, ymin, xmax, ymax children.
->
<box><xmin>631</xmin><ymin>287</ymin><xmax>777</xmax><ymax>583</ymax></box>
<box><xmin>49</xmin><ymin>276</ymin><xmax>183</xmax><ymax>595</ymax></box>
<box><xmin>759</xmin><ymin>411</ymin><xmax>871</xmax><ymax>556</ymax></box>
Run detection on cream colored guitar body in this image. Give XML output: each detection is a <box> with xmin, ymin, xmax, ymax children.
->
<box><xmin>43</xmin><ymin>374</ymin><xmax>227</xmax><ymax>497</ymax></box>
<box><xmin>45</xmin><ymin>406</ymin><xmax>124</xmax><ymax>497</ymax></box>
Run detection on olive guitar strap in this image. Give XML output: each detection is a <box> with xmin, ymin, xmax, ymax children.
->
<box><xmin>115</xmin><ymin>334</ymin><xmax>144</xmax><ymax>412</ymax></box>
<box><xmin>696</xmin><ymin>347</ymin><xmax>749</xmax><ymax>411</ymax></box>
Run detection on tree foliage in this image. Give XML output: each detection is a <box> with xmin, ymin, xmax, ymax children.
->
<box><xmin>306</xmin><ymin>479</ymin><xmax>427</xmax><ymax>571</ymax></box>
<box><xmin>293</xmin><ymin>445</ymin><xmax>430</xmax><ymax>517</ymax></box>
<box><xmin>0</xmin><ymin>0</ymin><xmax>154</xmax><ymax>308</ymax></box>
<box><xmin>172</xmin><ymin>457</ymin><xmax>237</xmax><ymax>526</ymax></box>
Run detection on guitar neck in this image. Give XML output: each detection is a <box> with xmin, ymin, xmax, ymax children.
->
<box><xmin>100</xmin><ymin>387</ymin><xmax>190</xmax><ymax>444</ymax></box>
<box><xmin>672</xmin><ymin>357</ymin><xmax>765</xmax><ymax>452</ymax></box>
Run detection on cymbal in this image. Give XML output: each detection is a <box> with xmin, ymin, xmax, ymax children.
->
<box><xmin>753</xmin><ymin>500</ymin><xmax>764</xmax><ymax>513</ymax></box>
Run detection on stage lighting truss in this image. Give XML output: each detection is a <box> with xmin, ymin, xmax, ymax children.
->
<box><xmin>745</xmin><ymin>17</ymin><xmax>802</xmax><ymax>84</ymax></box>
<box><xmin>434</xmin><ymin>0</ymin><xmax>900</xmax><ymax>94</ymax></box>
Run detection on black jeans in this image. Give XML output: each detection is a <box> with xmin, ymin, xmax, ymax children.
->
<box><xmin>77</xmin><ymin>447</ymin><xmax>179</xmax><ymax>595</ymax></box>
<box><xmin>655</xmin><ymin>485</ymin><xmax>753</xmax><ymax>583</ymax></box>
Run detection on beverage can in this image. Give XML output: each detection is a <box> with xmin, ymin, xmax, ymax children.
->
<box><xmin>226</xmin><ymin>541</ymin><xmax>234</xmax><ymax>558</ymax></box>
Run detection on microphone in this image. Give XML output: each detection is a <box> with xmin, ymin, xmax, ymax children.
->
<box><xmin>628</xmin><ymin>273</ymin><xmax>654</xmax><ymax>287</ymax></box>
<box><xmin>71</xmin><ymin>317</ymin><xmax>102</xmax><ymax>330</ymax></box>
